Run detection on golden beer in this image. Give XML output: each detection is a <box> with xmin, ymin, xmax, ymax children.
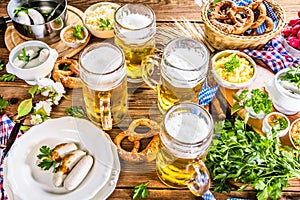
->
<box><xmin>142</xmin><ymin>37</ymin><xmax>209</xmax><ymax>113</ymax></box>
<box><xmin>157</xmin><ymin>76</ymin><xmax>204</xmax><ymax>113</ymax></box>
<box><xmin>79</xmin><ymin>43</ymin><xmax>128</xmax><ymax>130</ymax></box>
<box><xmin>115</xmin><ymin>37</ymin><xmax>155</xmax><ymax>82</ymax></box>
<box><xmin>156</xmin><ymin>103</ymin><xmax>213</xmax><ymax>195</ymax></box>
<box><xmin>82</xmin><ymin>76</ymin><xmax>128</xmax><ymax>126</ymax></box>
<box><xmin>114</xmin><ymin>3</ymin><xmax>156</xmax><ymax>83</ymax></box>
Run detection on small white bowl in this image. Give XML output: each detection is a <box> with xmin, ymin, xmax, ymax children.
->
<box><xmin>265</xmin><ymin>68</ymin><xmax>300</xmax><ymax>115</ymax></box>
<box><xmin>245</xmin><ymin>106</ymin><xmax>266</xmax><ymax>120</ymax></box>
<box><xmin>211</xmin><ymin>50</ymin><xmax>257</xmax><ymax>89</ymax></box>
<box><xmin>60</xmin><ymin>24</ymin><xmax>89</xmax><ymax>48</ymax></box>
<box><xmin>262</xmin><ymin>112</ymin><xmax>290</xmax><ymax>137</ymax></box>
<box><xmin>6</xmin><ymin>40</ymin><xmax>58</xmax><ymax>84</ymax></box>
<box><xmin>289</xmin><ymin>118</ymin><xmax>300</xmax><ymax>148</ymax></box>
<box><xmin>83</xmin><ymin>2</ymin><xmax>120</xmax><ymax>39</ymax></box>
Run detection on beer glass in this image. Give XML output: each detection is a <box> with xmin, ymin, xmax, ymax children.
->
<box><xmin>114</xmin><ymin>3</ymin><xmax>156</xmax><ymax>83</ymax></box>
<box><xmin>79</xmin><ymin>43</ymin><xmax>128</xmax><ymax>131</ymax></box>
<box><xmin>142</xmin><ymin>37</ymin><xmax>209</xmax><ymax>113</ymax></box>
<box><xmin>156</xmin><ymin>102</ymin><xmax>213</xmax><ymax>196</ymax></box>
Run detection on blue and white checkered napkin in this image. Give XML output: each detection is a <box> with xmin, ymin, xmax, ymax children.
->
<box><xmin>232</xmin><ymin>0</ymin><xmax>278</xmax><ymax>35</ymax></box>
<box><xmin>0</xmin><ymin>114</ymin><xmax>23</xmax><ymax>200</ymax></box>
<box><xmin>198</xmin><ymin>78</ymin><xmax>219</xmax><ymax>107</ymax></box>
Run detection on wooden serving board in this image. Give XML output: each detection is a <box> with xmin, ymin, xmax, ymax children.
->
<box><xmin>4</xmin><ymin>5</ymin><xmax>90</xmax><ymax>58</ymax></box>
<box><xmin>219</xmin><ymin>65</ymin><xmax>300</xmax><ymax>147</ymax></box>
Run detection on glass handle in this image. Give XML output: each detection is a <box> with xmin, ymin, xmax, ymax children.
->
<box><xmin>142</xmin><ymin>49</ymin><xmax>163</xmax><ymax>91</ymax></box>
<box><xmin>99</xmin><ymin>92</ymin><xmax>112</xmax><ymax>131</ymax></box>
<box><xmin>186</xmin><ymin>158</ymin><xmax>210</xmax><ymax>196</ymax></box>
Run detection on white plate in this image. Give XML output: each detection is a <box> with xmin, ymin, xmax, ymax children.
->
<box><xmin>3</xmin><ymin>117</ymin><xmax>116</xmax><ymax>200</ymax></box>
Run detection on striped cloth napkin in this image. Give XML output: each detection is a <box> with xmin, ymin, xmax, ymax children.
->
<box><xmin>0</xmin><ymin>114</ymin><xmax>23</xmax><ymax>200</ymax></box>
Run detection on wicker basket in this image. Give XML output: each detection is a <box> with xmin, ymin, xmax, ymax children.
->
<box><xmin>201</xmin><ymin>0</ymin><xmax>286</xmax><ymax>50</ymax></box>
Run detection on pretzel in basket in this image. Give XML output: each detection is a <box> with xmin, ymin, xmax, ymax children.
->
<box><xmin>249</xmin><ymin>17</ymin><xmax>274</xmax><ymax>36</ymax></box>
<box><xmin>249</xmin><ymin>3</ymin><xmax>267</xmax><ymax>29</ymax></box>
<box><xmin>210</xmin><ymin>1</ymin><xmax>254</xmax><ymax>35</ymax></box>
<box><xmin>113</xmin><ymin>118</ymin><xmax>160</xmax><ymax>163</ymax></box>
<box><xmin>52</xmin><ymin>57</ymin><xmax>82</xmax><ymax>88</ymax></box>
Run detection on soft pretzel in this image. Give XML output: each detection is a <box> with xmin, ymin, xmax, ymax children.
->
<box><xmin>249</xmin><ymin>16</ymin><xmax>274</xmax><ymax>36</ymax></box>
<box><xmin>210</xmin><ymin>3</ymin><xmax>254</xmax><ymax>35</ymax></box>
<box><xmin>248</xmin><ymin>0</ymin><xmax>263</xmax><ymax>10</ymax></box>
<box><xmin>210</xmin><ymin>0</ymin><xmax>235</xmax><ymax>20</ymax></box>
<box><xmin>249</xmin><ymin>3</ymin><xmax>267</xmax><ymax>29</ymax></box>
<box><xmin>52</xmin><ymin>57</ymin><xmax>82</xmax><ymax>88</ymax></box>
<box><xmin>114</xmin><ymin>119</ymin><xmax>160</xmax><ymax>163</ymax></box>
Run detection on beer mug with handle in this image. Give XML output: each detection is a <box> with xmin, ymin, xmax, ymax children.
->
<box><xmin>79</xmin><ymin>43</ymin><xmax>128</xmax><ymax>131</ymax></box>
<box><xmin>156</xmin><ymin>102</ymin><xmax>213</xmax><ymax>196</ymax></box>
<box><xmin>114</xmin><ymin>3</ymin><xmax>156</xmax><ymax>83</ymax></box>
<box><xmin>142</xmin><ymin>37</ymin><xmax>209</xmax><ymax>113</ymax></box>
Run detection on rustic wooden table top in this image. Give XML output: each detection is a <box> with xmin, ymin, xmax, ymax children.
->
<box><xmin>1</xmin><ymin>0</ymin><xmax>300</xmax><ymax>199</ymax></box>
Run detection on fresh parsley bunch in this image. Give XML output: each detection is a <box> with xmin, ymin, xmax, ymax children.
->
<box><xmin>206</xmin><ymin>118</ymin><xmax>300</xmax><ymax>200</ymax></box>
<box><xmin>279</xmin><ymin>66</ymin><xmax>300</xmax><ymax>89</ymax></box>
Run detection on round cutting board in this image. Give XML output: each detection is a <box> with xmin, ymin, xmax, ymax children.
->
<box><xmin>5</xmin><ymin>5</ymin><xmax>90</xmax><ymax>58</ymax></box>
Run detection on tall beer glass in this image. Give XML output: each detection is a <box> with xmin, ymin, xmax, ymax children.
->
<box><xmin>142</xmin><ymin>37</ymin><xmax>209</xmax><ymax>113</ymax></box>
<box><xmin>79</xmin><ymin>43</ymin><xmax>128</xmax><ymax>131</ymax></box>
<box><xmin>114</xmin><ymin>3</ymin><xmax>156</xmax><ymax>83</ymax></box>
<box><xmin>156</xmin><ymin>102</ymin><xmax>213</xmax><ymax>196</ymax></box>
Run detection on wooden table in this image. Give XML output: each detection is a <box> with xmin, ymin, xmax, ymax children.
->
<box><xmin>1</xmin><ymin>0</ymin><xmax>300</xmax><ymax>199</ymax></box>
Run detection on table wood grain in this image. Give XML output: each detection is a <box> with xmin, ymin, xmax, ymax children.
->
<box><xmin>1</xmin><ymin>0</ymin><xmax>300</xmax><ymax>199</ymax></box>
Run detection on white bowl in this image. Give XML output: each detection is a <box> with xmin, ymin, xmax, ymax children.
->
<box><xmin>211</xmin><ymin>50</ymin><xmax>257</xmax><ymax>89</ymax></box>
<box><xmin>60</xmin><ymin>24</ymin><xmax>89</xmax><ymax>48</ymax></box>
<box><xmin>6</xmin><ymin>40</ymin><xmax>58</xmax><ymax>84</ymax></box>
<box><xmin>265</xmin><ymin>68</ymin><xmax>300</xmax><ymax>115</ymax></box>
<box><xmin>289</xmin><ymin>118</ymin><xmax>300</xmax><ymax>148</ymax></box>
<box><xmin>262</xmin><ymin>112</ymin><xmax>290</xmax><ymax>137</ymax></box>
<box><xmin>83</xmin><ymin>2</ymin><xmax>120</xmax><ymax>39</ymax></box>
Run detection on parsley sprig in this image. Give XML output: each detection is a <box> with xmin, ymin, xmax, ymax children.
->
<box><xmin>279</xmin><ymin>66</ymin><xmax>300</xmax><ymax>89</ymax></box>
<box><xmin>73</xmin><ymin>24</ymin><xmax>84</xmax><ymax>39</ymax></box>
<box><xmin>37</xmin><ymin>146</ymin><xmax>58</xmax><ymax>172</ymax></box>
<box><xmin>64</xmin><ymin>106</ymin><xmax>86</xmax><ymax>118</ymax></box>
<box><xmin>206</xmin><ymin>118</ymin><xmax>300</xmax><ymax>200</ymax></box>
<box><xmin>0</xmin><ymin>96</ymin><xmax>9</xmax><ymax>112</ymax></box>
<box><xmin>133</xmin><ymin>182</ymin><xmax>150</xmax><ymax>199</ymax></box>
<box><xmin>0</xmin><ymin>73</ymin><xmax>16</xmax><ymax>82</ymax></box>
<box><xmin>18</xmin><ymin>48</ymin><xmax>30</xmax><ymax>62</ymax></box>
<box><xmin>231</xmin><ymin>89</ymin><xmax>273</xmax><ymax>115</ymax></box>
<box><xmin>13</xmin><ymin>6</ymin><xmax>29</xmax><ymax>15</ymax></box>
<box><xmin>99</xmin><ymin>18</ymin><xmax>113</xmax><ymax>30</ymax></box>
<box><xmin>224</xmin><ymin>55</ymin><xmax>240</xmax><ymax>73</ymax></box>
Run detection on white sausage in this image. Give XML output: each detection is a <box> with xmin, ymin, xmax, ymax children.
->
<box><xmin>53</xmin><ymin>150</ymin><xmax>86</xmax><ymax>187</ymax></box>
<box><xmin>63</xmin><ymin>155</ymin><xmax>94</xmax><ymax>191</ymax></box>
<box><xmin>15</xmin><ymin>11</ymin><xmax>31</xmax><ymax>25</ymax></box>
<box><xmin>51</xmin><ymin>142</ymin><xmax>77</xmax><ymax>161</ymax></box>
<box><xmin>13</xmin><ymin>48</ymin><xmax>38</xmax><ymax>68</ymax></box>
<box><xmin>23</xmin><ymin>49</ymin><xmax>50</xmax><ymax>69</ymax></box>
<box><xmin>28</xmin><ymin>8</ymin><xmax>45</xmax><ymax>25</ymax></box>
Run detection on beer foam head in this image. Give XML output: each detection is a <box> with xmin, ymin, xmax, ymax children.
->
<box><xmin>80</xmin><ymin>43</ymin><xmax>126</xmax><ymax>91</ymax></box>
<box><xmin>165</xmin><ymin>112</ymin><xmax>209</xmax><ymax>143</ymax></box>
<box><xmin>162</xmin><ymin>39</ymin><xmax>209</xmax><ymax>88</ymax></box>
<box><xmin>119</xmin><ymin>14</ymin><xmax>152</xmax><ymax>29</ymax></box>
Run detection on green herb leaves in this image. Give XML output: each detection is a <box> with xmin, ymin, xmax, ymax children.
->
<box><xmin>231</xmin><ymin>89</ymin><xmax>273</xmax><ymax>115</ymax></box>
<box><xmin>133</xmin><ymin>182</ymin><xmax>149</xmax><ymax>199</ymax></box>
<box><xmin>0</xmin><ymin>59</ymin><xmax>4</xmax><ymax>70</ymax></box>
<box><xmin>206</xmin><ymin>118</ymin><xmax>300</xmax><ymax>200</ymax></box>
<box><xmin>37</xmin><ymin>146</ymin><xmax>57</xmax><ymax>172</ymax></box>
<box><xmin>64</xmin><ymin>106</ymin><xmax>86</xmax><ymax>118</ymax></box>
<box><xmin>0</xmin><ymin>96</ymin><xmax>9</xmax><ymax>112</ymax></box>
<box><xmin>224</xmin><ymin>55</ymin><xmax>240</xmax><ymax>72</ymax></box>
<box><xmin>17</xmin><ymin>98</ymin><xmax>33</xmax><ymax>118</ymax></box>
<box><xmin>73</xmin><ymin>24</ymin><xmax>84</xmax><ymax>39</ymax></box>
<box><xmin>279</xmin><ymin>66</ymin><xmax>300</xmax><ymax>88</ymax></box>
<box><xmin>99</xmin><ymin>18</ymin><xmax>113</xmax><ymax>30</ymax></box>
<box><xmin>0</xmin><ymin>73</ymin><xmax>16</xmax><ymax>82</ymax></box>
<box><xmin>13</xmin><ymin>6</ymin><xmax>29</xmax><ymax>15</ymax></box>
<box><xmin>18</xmin><ymin>48</ymin><xmax>30</xmax><ymax>62</ymax></box>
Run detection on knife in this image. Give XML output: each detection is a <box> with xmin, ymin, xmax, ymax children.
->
<box><xmin>1</xmin><ymin>118</ymin><xmax>24</xmax><ymax>163</ymax></box>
